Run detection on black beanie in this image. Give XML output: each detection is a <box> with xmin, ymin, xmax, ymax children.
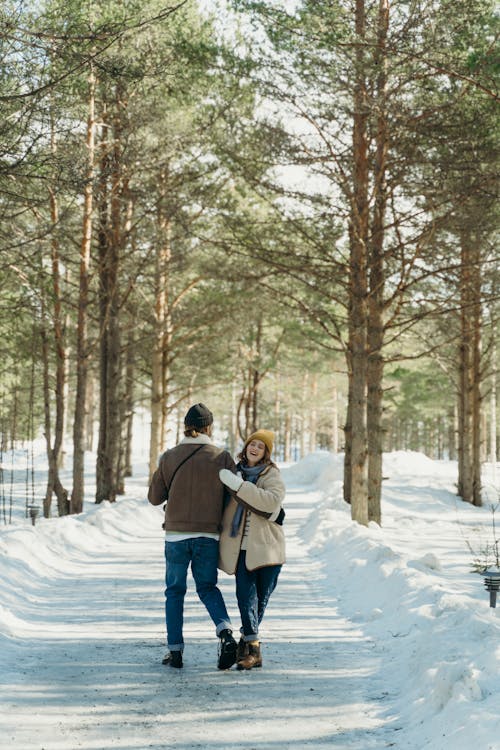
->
<box><xmin>184</xmin><ymin>403</ymin><xmax>213</xmax><ymax>429</ymax></box>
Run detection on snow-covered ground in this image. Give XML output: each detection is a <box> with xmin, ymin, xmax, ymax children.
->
<box><xmin>0</xmin><ymin>448</ymin><xmax>499</xmax><ymax>749</ymax></box>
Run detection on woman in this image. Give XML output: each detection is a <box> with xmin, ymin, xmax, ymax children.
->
<box><xmin>218</xmin><ymin>429</ymin><xmax>285</xmax><ymax>670</ymax></box>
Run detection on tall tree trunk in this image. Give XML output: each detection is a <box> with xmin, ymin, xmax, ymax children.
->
<box><xmin>96</xmin><ymin>106</ymin><xmax>110</xmax><ymax>502</ymax></box>
<box><xmin>251</xmin><ymin>365</ymin><xmax>259</xmax><ymax>434</ymax></box>
<box><xmin>71</xmin><ymin>62</ymin><xmax>96</xmax><ymax>514</ymax></box>
<box><xmin>458</xmin><ymin>228</ymin><xmax>474</xmax><ymax>502</ymax></box>
<box><xmin>471</xmin><ymin>235</ymin><xmax>482</xmax><ymax>506</ymax></box>
<box><xmin>447</xmin><ymin>406</ymin><xmax>456</xmax><ymax>460</ymax></box>
<box><xmin>239</xmin><ymin>380</ymin><xmax>249</xmax><ymax>440</ymax></box>
<box><xmin>40</xmin><ymin>308</ymin><xmax>53</xmax><ymax>519</ymax></box>
<box><xmin>85</xmin><ymin>374</ymin><xmax>95</xmax><ymax>452</ymax></box>
<box><xmin>343</xmin><ymin>370</ymin><xmax>353</xmax><ymax>504</ymax></box>
<box><xmin>102</xmin><ymin>268</ymin><xmax>121</xmax><ymax>504</ymax></box>
<box><xmin>347</xmin><ymin>0</ymin><xmax>369</xmax><ymax>525</ymax></box>
<box><xmin>299</xmin><ymin>373</ymin><xmax>307</xmax><ymax>458</ymax></box>
<box><xmin>102</xmin><ymin>88</ymin><xmax>122</xmax><ymax>503</ymax></box>
<box><xmin>437</xmin><ymin>416</ymin><xmax>444</xmax><ymax>460</ymax></box>
<box><xmin>366</xmin><ymin>0</ymin><xmax>389</xmax><ymax>526</ymax></box>
<box><xmin>96</xmin><ymin>87</ymin><xmax>123</xmax><ymax>504</ymax></box>
<box><xmin>149</xmin><ymin>275</ymin><xmax>167</xmax><ymax>477</ymax></box>
<box><xmin>149</xmin><ymin>173</ymin><xmax>172</xmax><ymax>480</ymax></box>
<box><xmin>309</xmin><ymin>374</ymin><xmax>318</xmax><ymax>453</ymax></box>
<box><xmin>229</xmin><ymin>380</ymin><xmax>238</xmax><ymax>455</ymax></box>
<box><xmin>116</xmin><ymin>193</ymin><xmax>135</xmax><ymax>492</ymax></box>
<box><xmin>48</xmin><ymin>189</ymin><xmax>69</xmax><ymax>516</ymax></box>
<box><xmin>40</xmin><ymin>100</ymin><xmax>69</xmax><ymax>517</ymax></box>
<box><xmin>490</xmin><ymin>341</ymin><xmax>497</xmax><ymax>474</ymax></box>
<box><xmin>40</xmin><ymin>283</ymin><xmax>69</xmax><ymax>518</ymax></box>
<box><xmin>274</xmin><ymin>367</ymin><xmax>281</xmax><ymax>460</ymax></box>
<box><xmin>237</xmin><ymin>318</ymin><xmax>267</xmax><ymax>440</ymax></box>
<box><xmin>123</xmin><ymin>327</ymin><xmax>135</xmax><ymax>479</ymax></box>
<box><xmin>331</xmin><ymin>382</ymin><xmax>339</xmax><ymax>453</ymax></box>
<box><xmin>283</xmin><ymin>411</ymin><xmax>292</xmax><ymax>462</ymax></box>
<box><xmin>58</xmin><ymin>277</ymin><xmax>71</xmax><ymax>472</ymax></box>
<box><xmin>250</xmin><ymin>316</ymin><xmax>263</xmax><ymax>433</ymax></box>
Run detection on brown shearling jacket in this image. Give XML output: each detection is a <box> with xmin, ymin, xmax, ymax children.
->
<box><xmin>148</xmin><ymin>435</ymin><xmax>235</xmax><ymax>534</ymax></box>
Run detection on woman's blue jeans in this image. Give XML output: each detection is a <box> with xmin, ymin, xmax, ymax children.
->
<box><xmin>235</xmin><ymin>550</ymin><xmax>281</xmax><ymax>642</ymax></box>
<box><xmin>164</xmin><ymin>538</ymin><xmax>232</xmax><ymax>651</ymax></box>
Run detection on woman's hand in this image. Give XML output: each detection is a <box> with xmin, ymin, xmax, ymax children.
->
<box><xmin>219</xmin><ymin>469</ymin><xmax>243</xmax><ymax>492</ymax></box>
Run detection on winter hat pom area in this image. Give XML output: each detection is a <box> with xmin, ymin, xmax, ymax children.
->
<box><xmin>244</xmin><ymin>429</ymin><xmax>275</xmax><ymax>455</ymax></box>
<box><xmin>184</xmin><ymin>403</ymin><xmax>213</xmax><ymax>429</ymax></box>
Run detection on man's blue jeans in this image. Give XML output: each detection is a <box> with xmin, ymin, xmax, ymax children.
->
<box><xmin>235</xmin><ymin>550</ymin><xmax>281</xmax><ymax>642</ymax></box>
<box><xmin>164</xmin><ymin>537</ymin><xmax>232</xmax><ymax>651</ymax></box>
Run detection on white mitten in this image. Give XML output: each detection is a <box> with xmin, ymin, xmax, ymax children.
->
<box><xmin>219</xmin><ymin>469</ymin><xmax>243</xmax><ymax>492</ymax></box>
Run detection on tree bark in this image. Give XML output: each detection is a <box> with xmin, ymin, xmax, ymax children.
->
<box><xmin>40</xmin><ymin>284</ymin><xmax>69</xmax><ymax>518</ymax></box>
<box><xmin>347</xmin><ymin>0</ymin><xmax>370</xmax><ymax>525</ymax></box>
<box><xmin>229</xmin><ymin>380</ymin><xmax>238</xmax><ymax>455</ymax></box>
<box><xmin>41</xmin><ymin>99</ymin><xmax>69</xmax><ymax>517</ymax></box>
<box><xmin>48</xmin><ymin>195</ymin><xmax>69</xmax><ymax>516</ymax></box>
<box><xmin>250</xmin><ymin>316</ymin><xmax>263</xmax><ymax>433</ymax></box>
<box><xmin>122</xmin><ymin>327</ymin><xmax>135</xmax><ymax>479</ymax></box>
<box><xmin>471</xmin><ymin>234</ymin><xmax>482</xmax><ymax>506</ymax></box>
<box><xmin>149</xmin><ymin>171</ymin><xmax>172</xmax><ymax>480</ymax></box>
<box><xmin>490</xmin><ymin>342</ymin><xmax>497</xmax><ymax>471</ymax></box>
<box><xmin>309</xmin><ymin>374</ymin><xmax>318</xmax><ymax>453</ymax></box>
<box><xmin>283</xmin><ymin>411</ymin><xmax>292</xmax><ymax>462</ymax></box>
<box><xmin>95</xmin><ymin>86</ymin><xmax>123</xmax><ymax>504</ymax></box>
<box><xmin>458</xmin><ymin>228</ymin><xmax>474</xmax><ymax>503</ymax></box>
<box><xmin>331</xmin><ymin>382</ymin><xmax>339</xmax><ymax>453</ymax></box>
<box><xmin>366</xmin><ymin>0</ymin><xmax>389</xmax><ymax>526</ymax></box>
<box><xmin>300</xmin><ymin>372</ymin><xmax>307</xmax><ymax>458</ymax></box>
<box><xmin>85</xmin><ymin>374</ymin><xmax>95</xmax><ymax>452</ymax></box>
<box><xmin>71</xmin><ymin>61</ymin><xmax>96</xmax><ymax>514</ymax></box>
<box><xmin>343</xmin><ymin>370</ymin><xmax>353</xmax><ymax>504</ymax></box>
<box><xmin>447</xmin><ymin>407</ymin><xmax>456</xmax><ymax>460</ymax></box>
<box><xmin>274</xmin><ymin>367</ymin><xmax>281</xmax><ymax>460</ymax></box>
<box><xmin>96</xmin><ymin>106</ymin><xmax>110</xmax><ymax>503</ymax></box>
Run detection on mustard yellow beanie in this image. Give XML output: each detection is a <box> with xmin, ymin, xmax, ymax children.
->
<box><xmin>244</xmin><ymin>429</ymin><xmax>275</xmax><ymax>455</ymax></box>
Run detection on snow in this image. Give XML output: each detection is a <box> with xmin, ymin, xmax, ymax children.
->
<box><xmin>0</xmin><ymin>448</ymin><xmax>499</xmax><ymax>749</ymax></box>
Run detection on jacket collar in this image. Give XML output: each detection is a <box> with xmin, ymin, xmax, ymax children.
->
<box><xmin>179</xmin><ymin>434</ymin><xmax>213</xmax><ymax>445</ymax></box>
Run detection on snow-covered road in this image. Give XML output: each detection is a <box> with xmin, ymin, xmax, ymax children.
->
<box><xmin>2</xmin><ymin>451</ymin><xmax>499</xmax><ymax>750</ymax></box>
<box><xmin>1</xmin><ymin>480</ymin><xmax>387</xmax><ymax>750</ymax></box>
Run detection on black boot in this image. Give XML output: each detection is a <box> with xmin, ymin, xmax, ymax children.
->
<box><xmin>162</xmin><ymin>650</ymin><xmax>183</xmax><ymax>668</ymax></box>
<box><xmin>217</xmin><ymin>628</ymin><xmax>237</xmax><ymax>670</ymax></box>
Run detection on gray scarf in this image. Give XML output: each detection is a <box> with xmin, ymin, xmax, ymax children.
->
<box><xmin>229</xmin><ymin>463</ymin><xmax>267</xmax><ymax>537</ymax></box>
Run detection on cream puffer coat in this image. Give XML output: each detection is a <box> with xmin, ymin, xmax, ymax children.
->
<box><xmin>218</xmin><ymin>464</ymin><xmax>286</xmax><ymax>574</ymax></box>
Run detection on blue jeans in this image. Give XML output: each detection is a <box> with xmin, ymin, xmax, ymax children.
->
<box><xmin>164</xmin><ymin>538</ymin><xmax>232</xmax><ymax>651</ymax></box>
<box><xmin>235</xmin><ymin>550</ymin><xmax>281</xmax><ymax>642</ymax></box>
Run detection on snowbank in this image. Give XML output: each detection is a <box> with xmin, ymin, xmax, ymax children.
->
<box><xmin>294</xmin><ymin>451</ymin><xmax>500</xmax><ymax>750</ymax></box>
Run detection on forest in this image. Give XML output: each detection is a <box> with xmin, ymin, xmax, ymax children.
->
<box><xmin>0</xmin><ymin>0</ymin><xmax>498</xmax><ymax>526</ymax></box>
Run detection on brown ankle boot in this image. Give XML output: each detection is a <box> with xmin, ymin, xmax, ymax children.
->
<box><xmin>236</xmin><ymin>638</ymin><xmax>249</xmax><ymax>663</ymax></box>
<box><xmin>237</xmin><ymin>641</ymin><xmax>262</xmax><ymax>670</ymax></box>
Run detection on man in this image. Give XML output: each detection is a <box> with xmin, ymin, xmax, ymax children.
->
<box><xmin>148</xmin><ymin>403</ymin><xmax>237</xmax><ymax>670</ymax></box>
